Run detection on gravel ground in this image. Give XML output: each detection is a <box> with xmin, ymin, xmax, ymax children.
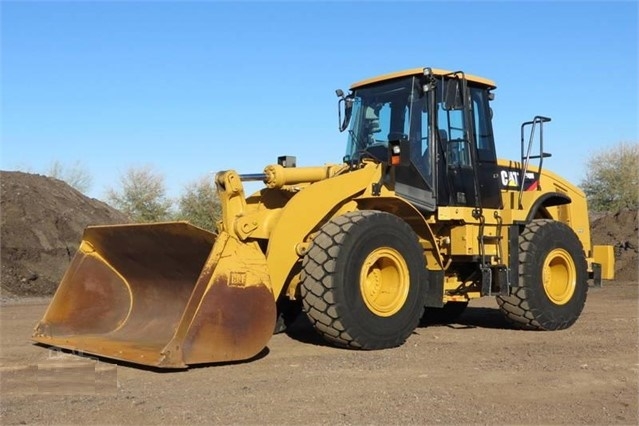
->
<box><xmin>1</xmin><ymin>281</ymin><xmax>637</xmax><ymax>425</ymax></box>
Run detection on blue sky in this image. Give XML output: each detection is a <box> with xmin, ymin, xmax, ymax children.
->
<box><xmin>2</xmin><ymin>1</ymin><xmax>637</xmax><ymax>200</ymax></box>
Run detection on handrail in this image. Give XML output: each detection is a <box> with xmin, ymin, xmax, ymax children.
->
<box><xmin>519</xmin><ymin>116</ymin><xmax>551</xmax><ymax>208</ymax></box>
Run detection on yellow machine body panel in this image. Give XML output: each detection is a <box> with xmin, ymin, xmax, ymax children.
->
<box><xmin>350</xmin><ymin>67</ymin><xmax>496</xmax><ymax>90</ymax></box>
<box><xmin>593</xmin><ymin>245</ymin><xmax>615</xmax><ymax>280</ymax></box>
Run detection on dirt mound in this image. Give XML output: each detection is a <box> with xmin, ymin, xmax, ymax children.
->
<box><xmin>1</xmin><ymin>171</ymin><xmax>130</xmax><ymax>297</ymax></box>
<box><xmin>591</xmin><ymin>209</ymin><xmax>638</xmax><ymax>281</ymax></box>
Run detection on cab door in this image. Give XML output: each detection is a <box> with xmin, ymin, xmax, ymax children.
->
<box><xmin>435</xmin><ymin>78</ymin><xmax>501</xmax><ymax>209</ymax></box>
<box><xmin>470</xmin><ymin>86</ymin><xmax>502</xmax><ymax>209</ymax></box>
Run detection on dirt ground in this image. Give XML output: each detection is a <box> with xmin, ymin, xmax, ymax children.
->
<box><xmin>1</xmin><ymin>281</ymin><xmax>637</xmax><ymax>425</ymax></box>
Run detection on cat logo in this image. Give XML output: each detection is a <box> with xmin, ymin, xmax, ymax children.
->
<box><xmin>500</xmin><ymin>170</ymin><xmax>535</xmax><ymax>188</ymax></box>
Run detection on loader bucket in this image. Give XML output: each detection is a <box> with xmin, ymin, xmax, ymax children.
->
<box><xmin>32</xmin><ymin>223</ymin><xmax>276</xmax><ymax>368</ymax></box>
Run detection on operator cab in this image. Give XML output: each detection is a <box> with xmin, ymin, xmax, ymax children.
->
<box><xmin>338</xmin><ymin>67</ymin><xmax>502</xmax><ymax>212</ymax></box>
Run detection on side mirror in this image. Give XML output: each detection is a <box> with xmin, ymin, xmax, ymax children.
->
<box><xmin>444</xmin><ymin>79</ymin><xmax>464</xmax><ymax>111</ymax></box>
<box><xmin>336</xmin><ymin>90</ymin><xmax>354</xmax><ymax>132</ymax></box>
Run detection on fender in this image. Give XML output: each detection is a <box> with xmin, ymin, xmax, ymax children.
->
<box><xmin>266</xmin><ymin>164</ymin><xmax>380</xmax><ymax>297</ymax></box>
<box><xmin>355</xmin><ymin>196</ymin><xmax>444</xmax><ymax>269</ymax></box>
<box><xmin>525</xmin><ymin>192</ymin><xmax>571</xmax><ymax>222</ymax></box>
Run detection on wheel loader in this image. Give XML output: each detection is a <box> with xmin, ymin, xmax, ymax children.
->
<box><xmin>32</xmin><ymin>67</ymin><xmax>615</xmax><ymax>368</ymax></box>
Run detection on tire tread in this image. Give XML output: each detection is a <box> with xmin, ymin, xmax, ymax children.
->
<box><xmin>496</xmin><ymin>219</ymin><xmax>587</xmax><ymax>330</ymax></box>
<box><xmin>301</xmin><ymin>211</ymin><xmax>424</xmax><ymax>349</ymax></box>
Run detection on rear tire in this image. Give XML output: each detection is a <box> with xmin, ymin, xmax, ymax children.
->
<box><xmin>300</xmin><ymin>211</ymin><xmax>427</xmax><ymax>349</ymax></box>
<box><xmin>497</xmin><ymin>219</ymin><xmax>588</xmax><ymax>330</ymax></box>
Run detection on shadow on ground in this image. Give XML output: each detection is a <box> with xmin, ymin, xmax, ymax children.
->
<box><xmin>438</xmin><ymin>307</ymin><xmax>514</xmax><ymax>330</ymax></box>
<box><xmin>32</xmin><ymin>343</ymin><xmax>271</xmax><ymax>373</ymax></box>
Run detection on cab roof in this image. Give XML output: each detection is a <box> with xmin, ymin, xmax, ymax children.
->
<box><xmin>350</xmin><ymin>67</ymin><xmax>496</xmax><ymax>90</ymax></box>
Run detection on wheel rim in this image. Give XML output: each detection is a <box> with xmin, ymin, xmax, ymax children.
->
<box><xmin>542</xmin><ymin>248</ymin><xmax>577</xmax><ymax>305</ymax></box>
<box><xmin>359</xmin><ymin>247</ymin><xmax>409</xmax><ymax>317</ymax></box>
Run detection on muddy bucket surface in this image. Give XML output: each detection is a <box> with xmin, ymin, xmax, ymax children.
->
<box><xmin>33</xmin><ymin>223</ymin><xmax>276</xmax><ymax>368</ymax></box>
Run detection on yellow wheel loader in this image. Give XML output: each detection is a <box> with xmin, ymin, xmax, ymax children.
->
<box><xmin>33</xmin><ymin>68</ymin><xmax>615</xmax><ymax>368</ymax></box>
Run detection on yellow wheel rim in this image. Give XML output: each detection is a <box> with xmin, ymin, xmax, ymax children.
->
<box><xmin>359</xmin><ymin>247</ymin><xmax>409</xmax><ymax>317</ymax></box>
<box><xmin>542</xmin><ymin>248</ymin><xmax>577</xmax><ymax>305</ymax></box>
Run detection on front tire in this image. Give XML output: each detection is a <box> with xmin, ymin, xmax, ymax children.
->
<box><xmin>497</xmin><ymin>219</ymin><xmax>588</xmax><ymax>330</ymax></box>
<box><xmin>300</xmin><ymin>211</ymin><xmax>428</xmax><ymax>349</ymax></box>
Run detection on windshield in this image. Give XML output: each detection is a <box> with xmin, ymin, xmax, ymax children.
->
<box><xmin>345</xmin><ymin>77</ymin><xmax>423</xmax><ymax>163</ymax></box>
<box><xmin>345</xmin><ymin>76</ymin><xmax>434</xmax><ymax>200</ymax></box>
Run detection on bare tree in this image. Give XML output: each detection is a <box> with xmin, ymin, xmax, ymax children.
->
<box><xmin>581</xmin><ymin>141</ymin><xmax>639</xmax><ymax>212</ymax></box>
<box><xmin>106</xmin><ymin>165</ymin><xmax>173</xmax><ymax>222</ymax></box>
<box><xmin>176</xmin><ymin>175</ymin><xmax>221</xmax><ymax>231</ymax></box>
<box><xmin>47</xmin><ymin>160</ymin><xmax>93</xmax><ymax>194</ymax></box>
